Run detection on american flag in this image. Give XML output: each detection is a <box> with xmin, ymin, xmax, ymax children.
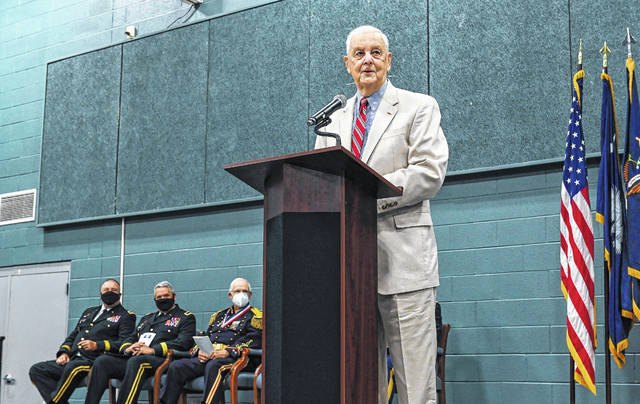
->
<box><xmin>560</xmin><ymin>70</ymin><xmax>596</xmax><ymax>395</ymax></box>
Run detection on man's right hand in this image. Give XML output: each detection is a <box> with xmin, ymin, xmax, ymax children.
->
<box><xmin>197</xmin><ymin>350</ymin><xmax>209</xmax><ymax>363</ymax></box>
<box><xmin>56</xmin><ymin>353</ymin><xmax>70</xmax><ymax>365</ymax></box>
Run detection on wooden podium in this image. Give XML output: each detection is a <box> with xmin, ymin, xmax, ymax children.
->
<box><xmin>225</xmin><ymin>146</ymin><xmax>401</xmax><ymax>404</ymax></box>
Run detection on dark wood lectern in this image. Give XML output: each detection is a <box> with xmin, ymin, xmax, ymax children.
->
<box><xmin>225</xmin><ymin>146</ymin><xmax>401</xmax><ymax>404</ymax></box>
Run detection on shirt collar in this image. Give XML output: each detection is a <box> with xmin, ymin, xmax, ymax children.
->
<box><xmin>356</xmin><ymin>80</ymin><xmax>388</xmax><ymax>106</ymax></box>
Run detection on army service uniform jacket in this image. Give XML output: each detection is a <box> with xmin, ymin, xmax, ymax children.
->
<box><xmin>204</xmin><ymin>305</ymin><xmax>262</xmax><ymax>359</ymax></box>
<box><xmin>56</xmin><ymin>304</ymin><xmax>136</xmax><ymax>360</ymax></box>
<box><xmin>120</xmin><ymin>304</ymin><xmax>196</xmax><ymax>356</ymax></box>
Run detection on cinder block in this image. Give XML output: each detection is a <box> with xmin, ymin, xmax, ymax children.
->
<box><xmin>69</xmin><ymin>278</ymin><xmax>101</xmax><ymax>299</ymax></box>
<box><xmin>0</xmin><ymin>136</ymin><xmax>40</xmax><ymax>160</ymax></box>
<box><xmin>433</xmin><ymin>225</ymin><xmax>450</xmax><ymax>250</ymax></box>
<box><xmin>476</xmin><ymin>297</ymin><xmax>564</xmax><ymax>327</ymax></box>
<box><xmin>523</xmin><ymin>242</ymin><xmax>558</xmax><ymax>271</ymax></box>
<box><xmin>497</xmin><ymin>217</ymin><xmax>547</xmax><ymax>246</ymax></box>
<box><xmin>496</xmin><ymin>271</ymin><xmax>550</xmax><ymax>299</ymax></box>
<box><xmin>435</xmin><ymin>177</ymin><xmax>497</xmax><ymax>200</ymax></box>
<box><xmin>0</xmin><ymin>172</ymin><xmax>37</xmax><ymax>194</ymax></box>
<box><xmin>446</xmin><ymin>245</ymin><xmax>525</xmax><ymax>276</ymax></box>
<box><xmin>496</xmin><ymin>171</ymin><xmax>548</xmax><ymax>194</ymax></box>
<box><xmin>0</xmin><ymin>155</ymin><xmax>39</xmax><ymax>178</ymax></box>
<box><xmin>437</xmin><ymin>275</ymin><xmax>453</xmax><ymax>301</ymax></box>
<box><xmin>448</xmin><ymin>221</ymin><xmax>497</xmax><ymax>249</ymax></box>
<box><xmin>0</xmin><ymin>226</ymin><xmax>42</xmax><ymax>248</ymax></box>
<box><xmin>447</xmin><ymin>327</ymin><xmax>502</xmax><ymax>354</ymax></box>
<box><xmin>448</xmin><ymin>355</ymin><xmax>527</xmax><ymax>382</ymax></box>
<box><xmin>0</xmin><ymin>120</ymin><xmax>42</xmax><ymax>143</ymax></box>
<box><xmin>526</xmin><ymin>354</ymin><xmax>567</xmax><ymax>381</ymax></box>
<box><xmin>70</xmin><ymin>259</ymin><xmax>102</xmax><ymax>279</ymax></box>
<box><xmin>0</xmin><ymin>100</ymin><xmax>42</xmax><ymax>124</ymax></box>
<box><xmin>449</xmin><ymin>274</ymin><xmax>499</xmax><ymax>301</ymax></box>
<box><xmin>440</xmin><ymin>301</ymin><xmax>476</xmax><ymax>326</ymax></box>
<box><xmin>500</xmin><ymin>326</ymin><xmax>550</xmax><ymax>353</ymax></box>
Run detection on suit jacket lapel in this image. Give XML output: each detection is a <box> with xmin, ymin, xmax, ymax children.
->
<box><xmin>335</xmin><ymin>95</ymin><xmax>356</xmax><ymax>149</ymax></box>
<box><xmin>362</xmin><ymin>84</ymin><xmax>399</xmax><ymax>163</ymax></box>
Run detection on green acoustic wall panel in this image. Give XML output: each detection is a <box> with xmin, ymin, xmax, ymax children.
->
<box><xmin>429</xmin><ymin>0</ymin><xmax>569</xmax><ymax>173</ymax></box>
<box><xmin>116</xmin><ymin>22</ymin><xmax>209</xmax><ymax>214</ymax></box>
<box><xmin>39</xmin><ymin>45</ymin><xmax>122</xmax><ymax>224</ymax></box>
<box><xmin>308</xmin><ymin>0</ymin><xmax>429</xmax><ymax>148</ymax></box>
<box><xmin>205</xmin><ymin>0</ymin><xmax>309</xmax><ymax>203</ymax></box>
<box><xmin>570</xmin><ymin>0</ymin><xmax>640</xmax><ymax>153</ymax></box>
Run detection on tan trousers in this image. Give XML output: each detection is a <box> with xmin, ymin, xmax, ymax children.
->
<box><xmin>378</xmin><ymin>288</ymin><xmax>437</xmax><ymax>404</ymax></box>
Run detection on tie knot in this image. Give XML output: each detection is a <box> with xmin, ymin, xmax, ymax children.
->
<box><xmin>360</xmin><ymin>97</ymin><xmax>368</xmax><ymax>108</ymax></box>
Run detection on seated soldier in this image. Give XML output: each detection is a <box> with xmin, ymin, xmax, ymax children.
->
<box><xmin>160</xmin><ymin>278</ymin><xmax>262</xmax><ymax>404</ymax></box>
<box><xmin>29</xmin><ymin>278</ymin><xmax>136</xmax><ymax>404</ymax></box>
<box><xmin>84</xmin><ymin>280</ymin><xmax>196</xmax><ymax>404</ymax></box>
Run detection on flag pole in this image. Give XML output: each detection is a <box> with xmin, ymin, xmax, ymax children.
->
<box><xmin>569</xmin><ymin>355</ymin><xmax>575</xmax><ymax>404</ymax></box>
<box><xmin>568</xmin><ymin>39</ymin><xmax>583</xmax><ymax>404</ymax></box>
<box><xmin>600</xmin><ymin>40</ymin><xmax>612</xmax><ymax>404</ymax></box>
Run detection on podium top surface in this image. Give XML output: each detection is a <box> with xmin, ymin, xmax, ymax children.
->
<box><xmin>224</xmin><ymin>146</ymin><xmax>402</xmax><ymax>199</ymax></box>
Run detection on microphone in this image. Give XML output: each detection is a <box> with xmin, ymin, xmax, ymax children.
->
<box><xmin>307</xmin><ymin>94</ymin><xmax>347</xmax><ymax>126</ymax></box>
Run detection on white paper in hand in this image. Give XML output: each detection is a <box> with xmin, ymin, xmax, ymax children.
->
<box><xmin>193</xmin><ymin>336</ymin><xmax>214</xmax><ymax>355</ymax></box>
<box><xmin>138</xmin><ymin>332</ymin><xmax>156</xmax><ymax>347</ymax></box>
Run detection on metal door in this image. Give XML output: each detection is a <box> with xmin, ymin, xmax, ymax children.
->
<box><xmin>0</xmin><ymin>263</ymin><xmax>69</xmax><ymax>404</ymax></box>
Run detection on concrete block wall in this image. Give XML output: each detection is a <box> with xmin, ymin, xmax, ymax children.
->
<box><xmin>3</xmin><ymin>0</ymin><xmax>640</xmax><ymax>403</ymax></box>
<box><xmin>433</xmin><ymin>164</ymin><xmax>640</xmax><ymax>403</ymax></box>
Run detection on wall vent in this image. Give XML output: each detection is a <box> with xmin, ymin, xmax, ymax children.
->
<box><xmin>0</xmin><ymin>189</ymin><xmax>36</xmax><ymax>226</ymax></box>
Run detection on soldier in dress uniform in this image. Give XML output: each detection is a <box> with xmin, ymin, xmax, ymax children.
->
<box><xmin>29</xmin><ymin>278</ymin><xmax>136</xmax><ymax>404</ymax></box>
<box><xmin>159</xmin><ymin>278</ymin><xmax>262</xmax><ymax>404</ymax></box>
<box><xmin>84</xmin><ymin>281</ymin><xmax>196</xmax><ymax>404</ymax></box>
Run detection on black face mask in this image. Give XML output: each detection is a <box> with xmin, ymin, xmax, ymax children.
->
<box><xmin>101</xmin><ymin>291</ymin><xmax>120</xmax><ymax>306</ymax></box>
<box><xmin>155</xmin><ymin>297</ymin><xmax>175</xmax><ymax>312</ymax></box>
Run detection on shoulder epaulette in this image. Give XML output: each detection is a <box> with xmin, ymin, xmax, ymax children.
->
<box><xmin>251</xmin><ymin>315</ymin><xmax>262</xmax><ymax>330</ymax></box>
<box><xmin>251</xmin><ymin>307</ymin><xmax>263</xmax><ymax>318</ymax></box>
<box><xmin>208</xmin><ymin>310</ymin><xmax>224</xmax><ymax>326</ymax></box>
<box><xmin>128</xmin><ymin>310</ymin><xmax>135</xmax><ymax>315</ymax></box>
<box><xmin>145</xmin><ymin>312</ymin><xmax>153</xmax><ymax>316</ymax></box>
<box><xmin>184</xmin><ymin>311</ymin><xmax>193</xmax><ymax>316</ymax></box>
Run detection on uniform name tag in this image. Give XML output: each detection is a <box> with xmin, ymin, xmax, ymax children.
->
<box><xmin>139</xmin><ymin>332</ymin><xmax>156</xmax><ymax>346</ymax></box>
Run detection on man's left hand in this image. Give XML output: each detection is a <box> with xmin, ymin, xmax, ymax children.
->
<box><xmin>209</xmin><ymin>349</ymin><xmax>230</xmax><ymax>359</ymax></box>
<box><xmin>133</xmin><ymin>345</ymin><xmax>154</xmax><ymax>356</ymax></box>
<box><xmin>77</xmin><ymin>340</ymin><xmax>98</xmax><ymax>351</ymax></box>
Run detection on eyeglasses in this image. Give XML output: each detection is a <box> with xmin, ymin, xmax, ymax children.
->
<box><xmin>351</xmin><ymin>49</ymin><xmax>385</xmax><ymax>60</ymax></box>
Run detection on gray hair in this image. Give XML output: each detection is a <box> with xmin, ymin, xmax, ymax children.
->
<box><xmin>345</xmin><ymin>25</ymin><xmax>389</xmax><ymax>54</ymax></box>
<box><xmin>154</xmin><ymin>281</ymin><xmax>175</xmax><ymax>294</ymax></box>
<box><xmin>228</xmin><ymin>278</ymin><xmax>251</xmax><ymax>293</ymax></box>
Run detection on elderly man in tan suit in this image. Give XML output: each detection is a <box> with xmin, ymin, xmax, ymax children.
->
<box><xmin>314</xmin><ymin>25</ymin><xmax>448</xmax><ymax>404</ymax></box>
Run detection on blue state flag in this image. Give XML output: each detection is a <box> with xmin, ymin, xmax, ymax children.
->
<box><xmin>623</xmin><ymin>57</ymin><xmax>640</xmax><ymax>319</ymax></box>
<box><xmin>597</xmin><ymin>71</ymin><xmax>633</xmax><ymax>368</ymax></box>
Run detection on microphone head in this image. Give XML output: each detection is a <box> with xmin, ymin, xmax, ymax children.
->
<box><xmin>334</xmin><ymin>94</ymin><xmax>347</xmax><ymax>108</ymax></box>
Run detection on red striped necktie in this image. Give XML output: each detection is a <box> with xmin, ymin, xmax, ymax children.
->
<box><xmin>352</xmin><ymin>97</ymin><xmax>368</xmax><ymax>159</ymax></box>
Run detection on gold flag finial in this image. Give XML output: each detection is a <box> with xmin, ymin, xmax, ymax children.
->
<box><xmin>600</xmin><ymin>41</ymin><xmax>611</xmax><ymax>73</ymax></box>
<box><xmin>578</xmin><ymin>39</ymin><xmax>583</xmax><ymax>68</ymax></box>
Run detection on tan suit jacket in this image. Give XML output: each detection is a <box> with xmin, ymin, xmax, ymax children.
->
<box><xmin>315</xmin><ymin>82</ymin><xmax>448</xmax><ymax>294</ymax></box>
